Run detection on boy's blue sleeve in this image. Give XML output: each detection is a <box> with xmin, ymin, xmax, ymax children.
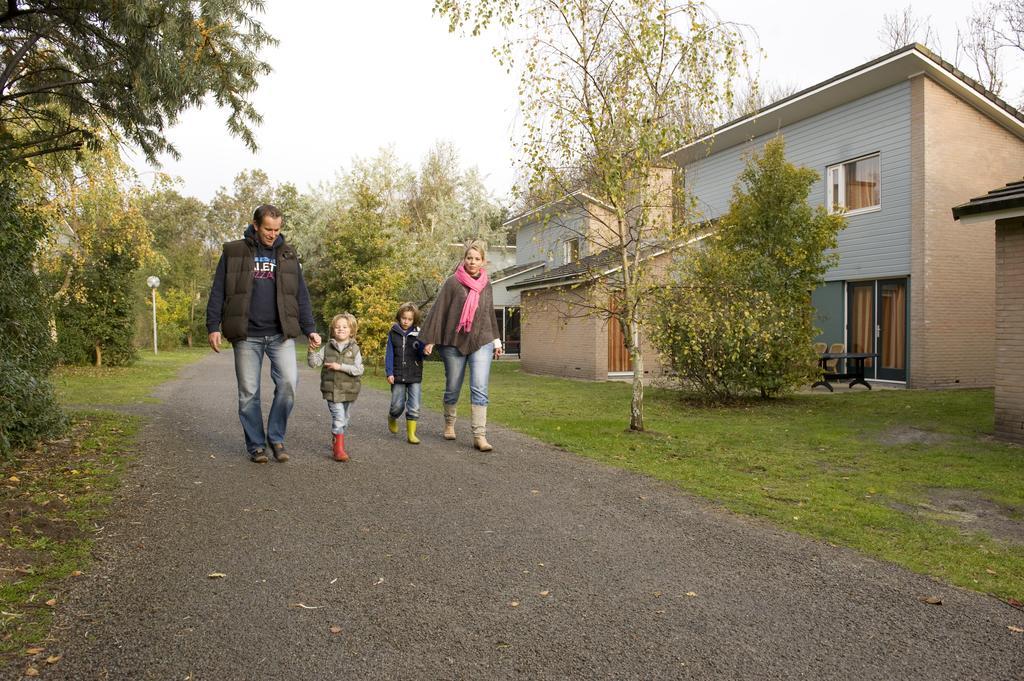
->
<box><xmin>384</xmin><ymin>334</ymin><xmax>395</xmax><ymax>376</ymax></box>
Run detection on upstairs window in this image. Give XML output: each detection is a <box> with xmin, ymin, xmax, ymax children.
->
<box><xmin>827</xmin><ymin>153</ymin><xmax>880</xmax><ymax>214</ymax></box>
<box><xmin>563</xmin><ymin>238</ymin><xmax>580</xmax><ymax>264</ymax></box>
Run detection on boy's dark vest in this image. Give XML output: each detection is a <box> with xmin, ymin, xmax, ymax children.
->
<box><xmin>389</xmin><ymin>328</ymin><xmax>423</xmax><ymax>384</ymax></box>
<box><xmin>320</xmin><ymin>341</ymin><xmax>361</xmax><ymax>402</ymax></box>
<box><xmin>220</xmin><ymin>238</ymin><xmax>301</xmax><ymax>341</ymax></box>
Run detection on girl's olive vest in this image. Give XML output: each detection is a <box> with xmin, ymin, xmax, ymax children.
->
<box><xmin>320</xmin><ymin>341</ymin><xmax>361</xmax><ymax>402</ymax></box>
<box><xmin>220</xmin><ymin>238</ymin><xmax>302</xmax><ymax>341</ymax></box>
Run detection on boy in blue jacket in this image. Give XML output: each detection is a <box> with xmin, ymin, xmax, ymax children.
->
<box><xmin>385</xmin><ymin>302</ymin><xmax>425</xmax><ymax>444</ymax></box>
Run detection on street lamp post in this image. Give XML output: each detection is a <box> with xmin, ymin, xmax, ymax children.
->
<box><xmin>146</xmin><ymin>276</ymin><xmax>160</xmax><ymax>355</ymax></box>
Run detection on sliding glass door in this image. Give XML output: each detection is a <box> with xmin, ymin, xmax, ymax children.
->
<box><xmin>846</xmin><ymin>278</ymin><xmax>908</xmax><ymax>382</ymax></box>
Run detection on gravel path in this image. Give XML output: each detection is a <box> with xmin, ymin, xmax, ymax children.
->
<box><xmin>34</xmin><ymin>352</ymin><xmax>1024</xmax><ymax>680</ymax></box>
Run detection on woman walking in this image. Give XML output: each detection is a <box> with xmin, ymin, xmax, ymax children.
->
<box><xmin>421</xmin><ymin>240</ymin><xmax>503</xmax><ymax>451</ymax></box>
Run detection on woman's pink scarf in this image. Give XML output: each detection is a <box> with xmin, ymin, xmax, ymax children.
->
<box><xmin>454</xmin><ymin>262</ymin><xmax>489</xmax><ymax>334</ymax></box>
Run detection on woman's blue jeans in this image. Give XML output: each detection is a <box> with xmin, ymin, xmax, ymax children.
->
<box><xmin>233</xmin><ymin>334</ymin><xmax>297</xmax><ymax>453</ymax></box>
<box><xmin>438</xmin><ymin>343</ymin><xmax>492</xmax><ymax>406</ymax></box>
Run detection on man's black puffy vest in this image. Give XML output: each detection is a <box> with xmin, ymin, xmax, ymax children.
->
<box><xmin>389</xmin><ymin>328</ymin><xmax>423</xmax><ymax>384</ymax></box>
<box><xmin>220</xmin><ymin>237</ymin><xmax>301</xmax><ymax>341</ymax></box>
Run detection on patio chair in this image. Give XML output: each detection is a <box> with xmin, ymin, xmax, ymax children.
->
<box><xmin>827</xmin><ymin>342</ymin><xmax>845</xmax><ymax>373</ymax></box>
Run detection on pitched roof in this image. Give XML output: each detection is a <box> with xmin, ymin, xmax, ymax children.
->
<box><xmin>503</xmin><ymin>190</ymin><xmax>613</xmax><ymax>228</ymax></box>
<box><xmin>663</xmin><ymin>43</ymin><xmax>1024</xmax><ymax>167</ymax></box>
<box><xmin>490</xmin><ymin>260</ymin><xmax>546</xmax><ymax>283</ymax></box>
<box><xmin>952</xmin><ymin>178</ymin><xmax>1024</xmax><ymax>223</ymax></box>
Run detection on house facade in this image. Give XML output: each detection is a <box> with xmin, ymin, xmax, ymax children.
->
<box><xmin>506</xmin><ymin>44</ymin><xmax>1024</xmax><ymax>386</ymax></box>
<box><xmin>666</xmin><ymin>44</ymin><xmax>1024</xmax><ymax>388</ymax></box>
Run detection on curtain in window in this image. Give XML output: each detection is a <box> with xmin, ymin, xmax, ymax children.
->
<box><xmin>880</xmin><ymin>283</ymin><xmax>906</xmax><ymax>370</ymax></box>
<box><xmin>850</xmin><ymin>284</ymin><xmax>874</xmax><ymax>368</ymax></box>
<box><xmin>845</xmin><ymin>156</ymin><xmax>880</xmax><ymax>210</ymax></box>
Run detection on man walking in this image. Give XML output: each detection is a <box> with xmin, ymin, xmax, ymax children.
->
<box><xmin>206</xmin><ymin>204</ymin><xmax>321</xmax><ymax>463</ymax></box>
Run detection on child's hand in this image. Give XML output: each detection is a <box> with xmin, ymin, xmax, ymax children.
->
<box><xmin>387</xmin><ymin>376</ymin><xmax>395</xmax><ymax>385</ymax></box>
<box><xmin>326</xmin><ymin>362</ymin><xmax>342</xmax><ymax>371</ymax></box>
<box><xmin>424</xmin><ymin>343</ymin><xmax>434</xmax><ymax>356</ymax></box>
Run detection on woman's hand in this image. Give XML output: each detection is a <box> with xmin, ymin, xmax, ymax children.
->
<box><xmin>326</xmin><ymin>362</ymin><xmax>342</xmax><ymax>371</ymax></box>
<box><xmin>493</xmin><ymin>344</ymin><xmax>503</xmax><ymax>359</ymax></box>
<box><xmin>424</xmin><ymin>344</ymin><xmax>434</xmax><ymax>356</ymax></box>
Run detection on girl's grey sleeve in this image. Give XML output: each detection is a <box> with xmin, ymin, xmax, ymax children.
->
<box><xmin>307</xmin><ymin>346</ymin><xmax>325</xmax><ymax>368</ymax></box>
<box><xmin>342</xmin><ymin>346</ymin><xmax>364</xmax><ymax>376</ymax></box>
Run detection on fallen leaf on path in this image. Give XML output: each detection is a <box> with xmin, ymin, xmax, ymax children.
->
<box><xmin>24</xmin><ymin>667</ymin><xmax>39</xmax><ymax>677</ymax></box>
<box><xmin>1008</xmin><ymin>598</ymin><xmax>1023</xmax><ymax>609</ymax></box>
<box><xmin>45</xmin><ymin>599</ymin><xmax>56</xmax><ymax>607</ymax></box>
<box><xmin>986</xmin><ymin>569</ymin><xmax>998</xmax><ymax>575</ymax></box>
<box><xmin>330</xmin><ymin>578</ymin><xmax>338</xmax><ymax>585</ymax></box>
<box><xmin>207</xmin><ymin>573</ymin><xmax>227</xmax><ymax>579</ymax></box>
<box><xmin>25</xmin><ymin>648</ymin><xmax>43</xmax><ymax>655</ymax></box>
<box><xmin>530</xmin><ymin>490</ymin><xmax>540</xmax><ymax>495</ymax></box>
<box><xmin>685</xmin><ymin>592</ymin><xmax>697</xmax><ymax>598</ymax></box>
<box><xmin>329</xmin><ymin>626</ymin><xmax>343</xmax><ymax>634</ymax></box>
<box><xmin>70</xmin><ymin>571</ymin><xmax>82</xmax><ymax>577</ymax></box>
<box><xmin>45</xmin><ymin>655</ymin><xmax>61</xmax><ymax>664</ymax></box>
<box><xmin>373</xmin><ymin>577</ymin><xmax>384</xmax><ymax>586</ymax></box>
<box><xmin>8</xmin><ymin>476</ymin><xmax>18</xmax><ymax>482</ymax></box>
<box><xmin>1009</xmin><ymin>626</ymin><xmax>1024</xmax><ymax>634</ymax></box>
<box><xmin>919</xmin><ymin>596</ymin><xmax>942</xmax><ymax>605</ymax></box>
<box><xmin>509</xmin><ymin>601</ymin><xmax>519</xmax><ymax>607</ymax></box>
<box><xmin>539</xmin><ymin>591</ymin><xmax>550</xmax><ymax>597</ymax></box>
<box><xmin>290</xmin><ymin>603</ymin><xmax>323</xmax><ymax>609</ymax></box>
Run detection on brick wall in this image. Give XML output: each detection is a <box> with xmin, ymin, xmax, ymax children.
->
<box><xmin>520</xmin><ymin>288</ymin><xmax>605</xmax><ymax>380</ymax></box>
<box><xmin>994</xmin><ymin>220</ymin><xmax>1024</xmax><ymax>442</ymax></box>
<box><xmin>911</xmin><ymin>76</ymin><xmax>1024</xmax><ymax>388</ymax></box>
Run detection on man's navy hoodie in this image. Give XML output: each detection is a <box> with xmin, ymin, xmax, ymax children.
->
<box><xmin>206</xmin><ymin>224</ymin><xmax>316</xmax><ymax>338</ymax></box>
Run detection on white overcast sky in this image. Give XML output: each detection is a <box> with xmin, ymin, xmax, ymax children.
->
<box><xmin>129</xmin><ymin>1</ymin><xmax>996</xmax><ymax>205</ymax></box>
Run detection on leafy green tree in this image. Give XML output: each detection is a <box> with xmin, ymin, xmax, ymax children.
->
<box><xmin>140</xmin><ymin>179</ymin><xmax>218</xmax><ymax>347</ymax></box>
<box><xmin>207</xmin><ymin>169</ymin><xmax>300</xmax><ymax>244</ymax></box>
<box><xmin>0</xmin><ymin>0</ymin><xmax>274</xmax><ymax>166</ymax></box>
<box><xmin>316</xmin><ymin>185</ymin><xmax>409</xmax><ymax>367</ymax></box>
<box><xmin>435</xmin><ymin>0</ymin><xmax>749</xmax><ymax>430</ymax></box>
<box><xmin>0</xmin><ymin>172</ymin><xmax>66</xmax><ymax>457</ymax></box>
<box><xmin>651</xmin><ymin>137</ymin><xmax>846</xmax><ymax>400</ymax></box>
<box><xmin>36</xmin><ymin>146</ymin><xmax>155</xmax><ymax>366</ymax></box>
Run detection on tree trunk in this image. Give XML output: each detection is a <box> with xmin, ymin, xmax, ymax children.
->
<box><xmin>629</xmin><ymin>320</ymin><xmax>644</xmax><ymax>431</ymax></box>
<box><xmin>94</xmin><ymin>343</ymin><xmax>102</xmax><ymax>367</ymax></box>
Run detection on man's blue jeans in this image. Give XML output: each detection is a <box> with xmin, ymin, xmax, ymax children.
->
<box><xmin>389</xmin><ymin>382</ymin><xmax>422</xmax><ymax>420</ymax></box>
<box><xmin>233</xmin><ymin>334</ymin><xmax>297</xmax><ymax>453</ymax></box>
<box><xmin>439</xmin><ymin>343</ymin><xmax>492</xmax><ymax>406</ymax></box>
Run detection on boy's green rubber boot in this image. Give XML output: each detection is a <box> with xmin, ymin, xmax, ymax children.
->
<box><xmin>388</xmin><ymin>416</ymin><xmax>398</xmax><ymax>434</ymax></box>
<box><xmin>407</xmin><ymin>420</ymin><xmax>420</xmax><ymax>445</ymax></box>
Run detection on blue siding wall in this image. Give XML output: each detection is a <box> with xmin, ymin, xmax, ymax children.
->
<box><xmin>515</xmin><ymin>207</ymin><xmax>590</xmax><ymax>266</ymax></box>
<box><xmin>684</xmin><ymin>81</ymin><xmax>912</xmax><ymax>282</ymax></box>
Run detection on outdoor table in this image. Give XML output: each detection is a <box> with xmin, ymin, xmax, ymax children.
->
<box><xmin>811</xmin><ymin>352</ymin><xmax>879</xmax><ymax>392</ymax></box>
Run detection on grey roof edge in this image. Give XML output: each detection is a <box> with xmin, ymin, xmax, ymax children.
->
<box><xmin>953</xmin><ymin>179</ymin><xmax>1024</xmax><ymax>220</ymax></box>
<box><xmin>662</xmin><ymin>43</ymin><xmax>1024</xmax><ymax>164</ymax></box>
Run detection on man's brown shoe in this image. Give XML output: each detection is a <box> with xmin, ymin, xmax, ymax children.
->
<box><xmin>249</xmin><ymin>450</ymin><xmax>269</xmax><ymax>464</ymax></box>
<box><xmin>269</xmin><ymin>443</ymin><xmax>289</xmax><ymax>462</ymax></box>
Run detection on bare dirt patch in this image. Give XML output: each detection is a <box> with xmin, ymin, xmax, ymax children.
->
<box><xmin>890</xmin><ymin>489</ymin><xmax>1024</xmax><ymax>545</ymax></box>
<box><xmin>876</xmin><ymin>426</ymin><xmax>954</xmax><ymax>447</ymax></box>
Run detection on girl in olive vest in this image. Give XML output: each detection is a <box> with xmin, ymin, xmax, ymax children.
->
<box><xmin>307</xmin><ymin>313</ymin><xmax>363</xmax><ymax>461</ymax></box>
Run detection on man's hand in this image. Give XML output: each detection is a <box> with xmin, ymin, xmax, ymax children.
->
<box><xmin>423</xmin><ymin>343</ymin><xmax>434</xmax><ymax>356</ymax></box>
<box><xmin>387</xmin><ymin>375</ymin><xmax>395</xmax><ymax>385</ymax></box>
<box><xmin>208</xmin><ymin>332</ymin><xmax>221</xmax><ymax>353</ymax></box>
<box><xmin>308</xmin><ymin>332</ymin><xmax>322</xmax><ymax>350</ymax></box>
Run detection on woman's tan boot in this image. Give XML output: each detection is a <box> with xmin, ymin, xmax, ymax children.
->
<box><xmin>471</xmin><ymin>405</ymin><xmax>493</xmax><ymax>451</ymax></box>
<box><xmin>443</xmin><ymin>404</ymin><xmax>457</xmax><ymax>440</ymax></box>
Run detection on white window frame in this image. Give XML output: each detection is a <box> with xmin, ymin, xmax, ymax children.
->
<box><xmin>562</xmin><ymin>237</ymin><xmax>580</xmax><ymax>264</ymax></box>
<box><xmin>826</xmin><ymin>152</ymin><xmax>881</xmax><ymax>216</ymax></box>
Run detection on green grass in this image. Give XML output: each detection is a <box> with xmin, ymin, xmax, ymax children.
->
<box><xmin>53</xmin><ymin>346</ymin><xmax>208</xmax><ymax>405</ymax></box>
<box><xmin>0</xmin><ymin>411</ymin><xmax>139</xmax><ymax>662</ymax></box>
<box><xmin>365</xmin><ymin>361</ymin><xmax>1024</xmax><ymax>602</ymax></box>
<box><xmin>2</xmin><ymin>347</ymin><xmax>208</xmax><ymax>667</ymax></box>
